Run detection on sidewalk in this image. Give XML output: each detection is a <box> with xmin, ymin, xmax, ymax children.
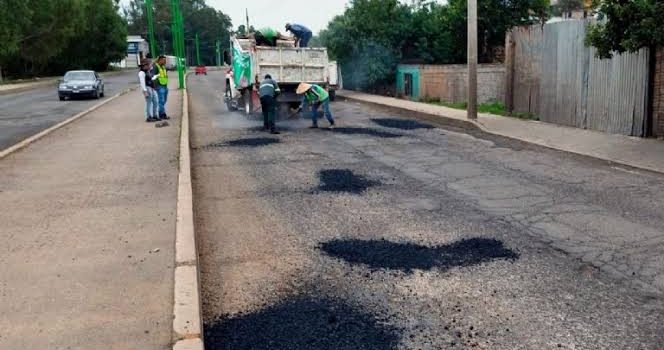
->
<box><xmin>0</xmin><ymin>83</ymin><xmax>181</xmax><ymax>349</ymax></box>
<box><xmin>338</xmin><ymin>90</ymin><xmax>664</xmax><ymax>174</ymax></box>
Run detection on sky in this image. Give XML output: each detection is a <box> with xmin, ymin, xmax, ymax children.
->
<box><xmin>207</xmin><ymin>0</ymin><xmax>350</xmax><ymax>34</ymax></box>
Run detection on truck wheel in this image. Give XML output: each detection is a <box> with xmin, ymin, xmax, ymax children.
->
<box><xmin>329</xmin><ymin>89</ymin><xmax>336</xmax><ymax>102</ymax></box>
<box><xmin>242</xmin><ymin>89</ymin><xmax>253</xmax><ymax>116</ymax></box>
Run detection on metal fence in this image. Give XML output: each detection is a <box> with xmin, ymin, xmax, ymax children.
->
<box><xmin>506</xmin><ymin>20</ymin><xmax>651</xmax><ymax>136</ymax></box>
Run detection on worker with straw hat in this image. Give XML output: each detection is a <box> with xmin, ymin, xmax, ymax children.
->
<box><xmin>296</xmin><ymin>82</ymin><xmax>335</xmax><ymax>129</ymax></box>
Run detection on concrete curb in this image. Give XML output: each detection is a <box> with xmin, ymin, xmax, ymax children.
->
<box><xmin>340</xmin><ymin>93</ymin><xmax>664</xmax><ymax>175</ymax></box>
<box><xmin>172</xmin><ymin>74</ymin><xmax>204</xmax><ymax>350</ymax></box>
<box><xmin>0</xmin><ymin>87</ymin><xmax>138</xmax><ymax>160</ymax></box>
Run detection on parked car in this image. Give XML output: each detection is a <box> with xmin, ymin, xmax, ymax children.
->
<box><xmin>195</xmin><ymin>65</ymin><xmax>207</xmax><ymax>75</ymax></box>
<box><xmin>58</xmin><ymin>70</ymin><xmax>105</xmax><ymax>101</ymax></box>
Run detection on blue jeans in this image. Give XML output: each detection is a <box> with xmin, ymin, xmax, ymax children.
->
<box><xmin>311</xmin><ymin>99</ymin><xmax>334</xmax><ymax>126</ymax></box>
<box><xmin>157</xmin><ymin>85</ymin><xmax>168</xmax><ymax>116</ymax></box>
<box><xmin>299</xmin><ymin>32</ymin><xmax>312</xmax><ymax>47</ymax></box>
<box><xmin>144</xmin><ymin>88</ymin><xmax>159</xmax><ymax>119</ymax></box>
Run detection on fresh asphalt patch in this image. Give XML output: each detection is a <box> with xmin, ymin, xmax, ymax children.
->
<box><xmin>316</xmin><ymin>169</ymin><xmax>381</xmax><ymax>194</ymax></box>
<box><xmin>204</xmin><ymin>296</ymin><xmax>400</xmax><ymax>350</ymax></box>
<box><xmin>371</xmin><ymin>118</ymin><xmax>434</xmax><ymax>130</ymax></box>
<box><xmin>324</xmin><ymin>127</ymin><xmax>402</xmax><ymax>138</ymax></box>
<box><xmin>197</xmin><ymin>137</ymin><xmax>281</xmax><ymax>149</ymax></box>
<box><xmin>319</xmin><ymin>238</ymin><xmax>519</xmax><ymax>273</ymax></box>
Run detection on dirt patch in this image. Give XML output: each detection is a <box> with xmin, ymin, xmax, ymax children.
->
<box><xmin>371</xmin><ymin>118</ymin><xmax>434</xmax><ymax>130</ymax></box>
<box><xmin>319</xmin><ymin>238</ymin><xmax>519</xmax><ymax>273</ymax></box>
<box><xmin>316</xmin><ymin>169</ymin><xmax>381</xmax><ymax>194</ymax></box>
<box><xmin>204</xmin><ymin>296</ymin><xmax>400</xmax><ymax>350</ymax></box>
<box><xmin>324</xmin><ymin>127</ymin><xmax>402</xmax><ymax>138</ymax></box>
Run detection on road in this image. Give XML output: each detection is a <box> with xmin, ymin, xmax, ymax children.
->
<box><xmin>189</xmin><ymin>72</ymin><xmax>664</xmax><ymax>349</ymax></box>
<box><xmin>0</xmin><ymin>71</ymin><xmax>137</xmax><ymax>150</ymax></box>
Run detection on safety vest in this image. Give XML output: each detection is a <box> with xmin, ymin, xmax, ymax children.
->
<box><xmin>156</xmin><ymin>64</ymin><xmax>168</xmax><ymax>86</ymax></box>
<box><xmin>304</xmin><ymin>84</ymin><xmax>329</xmax><ymax>103</ymax></box>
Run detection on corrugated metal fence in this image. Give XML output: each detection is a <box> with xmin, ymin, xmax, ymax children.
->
<box><xmin>506</xmin><ymin>20</ymin><xmax>650</xmax><ymax>136</ymax></box>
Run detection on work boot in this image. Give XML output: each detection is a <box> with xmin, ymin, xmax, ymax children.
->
<box><xmin>309</xmin><ymin>124</ymin><xmax>318</xmax><ymax>129</ymax></box>
<box><xmin>161</xmin><ymin>114</ymin><xmax>170</xmax><ymax>120</ymax></box>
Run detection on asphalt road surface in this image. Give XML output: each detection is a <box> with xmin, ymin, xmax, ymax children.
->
<box><xmin>0</xmin><ymin>70</ymin><xmax>137</xmax><ymax>150</ymax></box>
<box><xmin>189</xmin><ymin>72</ymin><xmax>664</xmax><ymax>349</ymax></box>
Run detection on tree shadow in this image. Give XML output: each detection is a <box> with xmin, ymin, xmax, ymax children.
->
<box><xmin>319</xmin><ymin>238</ymin><xmax>519</xmax><ymax>273</ymax></box>
<box><xmin>316</xmin><ymin>169</ymin><xmax>381</xmax><ymax>194</ymax></box>
<box><xmin>371</xmin><ymin>118</ymin><xmax>434</xmax><ymax>130</ymax></box>
<box><xmin>324</xmin><ymin>127</ymin><xmax>402</xmax><ymax>138</ymax></box>
<box><xmin>204</xmin><ymin>296</ymin><xmax>400</xmax><ymax>350</ymax></box>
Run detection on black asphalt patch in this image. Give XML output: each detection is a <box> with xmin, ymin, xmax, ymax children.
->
<box><xmin>325</xmin><ymin>127</ymin><xmax>402</xmax><ymax>138</ymax></box>
<box><xmin>204</xmin><ymin>296</ymin><xmax>400</xmax><ymax>350</ymax></box>
<box><xmin>198</xmin><ymin>137</ymin><xmax>281</xmax><ymax>149</ymax></box>
<box><xmin>319</xmin><ymin>238</ymin><xmax>519</xmax><ymax>273</ymax></box>
<box><xmin>371</xmin><ymin>118</ymin><xmax>434</xmax><ymax>130</ymax></box>
<box><xmin>316</xmin><ymin>169</ymin><xmax>380</xmax><ymax>194</ymax></box>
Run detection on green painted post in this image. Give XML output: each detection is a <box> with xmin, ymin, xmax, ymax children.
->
<box><xmin>145</xmin><ymin>0</ymin><xmax>157</xmax><ymax>57</ymax></box>
<box><xmin>195</xmin><ymin>33</ymin><xmax>200</xmax><ymax>66</ymax></box>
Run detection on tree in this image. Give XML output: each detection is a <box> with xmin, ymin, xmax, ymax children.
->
<box><xmin>0</xmin><ymin>0</ymin><xmax>30</xmax><ymax>80</ymax></box>
<box><xmin>586</xmin><ymin>0</ymin><xmax>663</xmax><ymax>59</ymax></box>
<box><xmin>554</xmin><ymin>0</ymin><xmax>585</xmax><ymax>17</ymax></box>
<box><xmin>123</xmin><ymin>0</ymin><xmax>232</xmax><ymax>65</ymax></box>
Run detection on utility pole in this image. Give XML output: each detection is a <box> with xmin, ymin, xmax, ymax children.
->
<box><xmin>195</xmin><ymin>33</ymin><xmax>201</xmax><ymax>66</ymax></box>
<box><xmin>467</xmin><ymin>0</ymin><xmax>478</xmax><ymax>120</ymax></box>
<box><xmin>215</xmin><ymin>40</ymin><xmax>221</xmax><ymax>67</ymax></box>
<box><xmin>145</xmin><ymin>0</ymin><xmax>157</xmax><ymax>57</ymax></box>
<box><xmin>170</xmin><ymin>0</ymin><xmax>185</xmax><ymax>89</ymax></box>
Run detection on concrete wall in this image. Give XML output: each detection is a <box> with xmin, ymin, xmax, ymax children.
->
<box><xmin>418</xmin><ymin>64</ymin><xmax>505</xmax><ymax>104</ymax></box>
<box><xmin>654</xmin><ymin>47</ymin><xmax>664</xmax><ymax>137</ymax></box>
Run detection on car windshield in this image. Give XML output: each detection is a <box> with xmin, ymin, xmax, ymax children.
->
<box><xmin>64</xmin><ymin>72</ymin><xmax>94</xmax><ymax>81</ymax></box>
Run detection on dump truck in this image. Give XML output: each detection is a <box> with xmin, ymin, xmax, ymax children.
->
<box><xmin>225</xmin><ymin>36</ymin><xmax>337</xmax><ymax>116</ymax></box>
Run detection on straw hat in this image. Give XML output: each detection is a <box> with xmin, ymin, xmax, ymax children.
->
<box><xmin>296</xmin><ymin>82</ymin><xmax>312</xmax><ymax>94</ymax></box>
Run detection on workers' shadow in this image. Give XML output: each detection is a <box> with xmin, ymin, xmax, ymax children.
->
<box><xmin>315</xmin><ymin>169</ymin><xmax>381</xmax><ymax>194</ymax></box>
<box><xmin>371</xmin><ymin>118</ymin><xmax>435</xmax><ymax>130</ymax></box>
<box><xmin>204</xmin><ymin>296</ymin><xmax>400</xmax><ymax>350</ymax></box>
<box><xmin>319</xmin><ymin>238</ymin><xmax>519</xmax><ymax>273</ymax></box>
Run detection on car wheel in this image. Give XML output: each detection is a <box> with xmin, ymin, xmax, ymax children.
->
<box><xmin>94</xmin><ymin>90</ymin><xmax>100</xmax><ymax>99</ymax></box>
<box><xmin>100</xmin><ymin>89</ymin><xmax>105</xmax><ymax>98</ymax></box>
<box><xmin>59</xmin><ymin>96</ymin><xmax>65</xmax><ymax>101</ymax></box>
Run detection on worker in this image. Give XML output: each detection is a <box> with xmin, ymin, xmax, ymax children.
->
<box><xmin>138</xmin><ymin>59</ymin><xmax>159</xmax><ymax>122</ymax></box>
<box><xmin>254</xmin><ymin>27</ymin><xmax>279</xmax><ymax>47</ymax></box>
<box><xmin>285</xmin><ymin>23</ymin><xmax>313</xmax><ymax>47</ymax></box>
<box><xmin>296</xmin><ymin>82</ymin><xmax>335</xmax><ymax>129</ymax></box>
<box><xmin>152</xmin><ymin>55</ymin><xmax>170</xmax><ymax>120</ymax></box>
<box><xmin>259</xmin><ymin>74</ymin><xmax>281</xmax><ymax>134</ymax></box>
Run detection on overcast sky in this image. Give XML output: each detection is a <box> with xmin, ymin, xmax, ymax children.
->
<box><xmin>208</xmin><ymin>0</ymin><xmax>350</xmax><ymax>34</ymax></box>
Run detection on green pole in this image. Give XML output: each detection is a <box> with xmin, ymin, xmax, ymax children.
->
<box><xmin>145</xmin><ymin>0</ymin><xmax>157</xmax><ymax>57</ymax></box>
<box><xmin>215</xmin><ymin>40</ymin><xmax>221</xmax><ymax>67</ymax></box>
<box><xmin>195</xmin><ymin>33</ymin><xmax>200</xmax><ymax>66</ymax></box>
<box><xmin>170</xmin><ymin>0</ymin><xmax>185</xmax><ymax>89</ymax></box>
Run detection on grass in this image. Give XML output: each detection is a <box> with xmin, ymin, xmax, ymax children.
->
<box><xmin>425</xmin><ymin>99</ymin><xmax>539</xmax><ymax>121</ymax></box>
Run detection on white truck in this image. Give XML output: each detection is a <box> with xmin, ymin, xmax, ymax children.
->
<box><xmin>225</xmin><ymin>36</ymin><xmax>338</xmax><ymax>116</ymax></box>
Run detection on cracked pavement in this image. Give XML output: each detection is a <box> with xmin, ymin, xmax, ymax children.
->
<box><xmin>190</xmin><ymin>72</ymin><xmax>664</xmax><ymax>349</ymax></box>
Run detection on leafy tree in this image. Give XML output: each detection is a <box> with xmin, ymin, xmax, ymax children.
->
<box><xmin>553</xmin><ymin>0</ymin><xmax>585</xmax><ymax>17</ymax></box>
<box><xmin>0</xmin><ymin>0</ymin><xmax>30</xmax><ymax>80</ymax></box>
<box><xmin>586</xmin><ymin>0</ymin><xmax>663</xmax><ymax>58</ymax></box>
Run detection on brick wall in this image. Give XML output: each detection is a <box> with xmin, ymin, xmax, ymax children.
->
<box><xmin>654</xmin><ymin>47</ymin><xmax>664</xmax><ymax>137</ymax></box>
<box><xmin>418</xmin><ymin>64</ymin><xmax>505</xmax><ymax>104</ymax></box>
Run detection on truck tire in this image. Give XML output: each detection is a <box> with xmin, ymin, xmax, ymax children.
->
<box><xmin>241</xmin><ymin>89</ymin><xmax>253</xmax><ymax>116</ymax></box>
<box><xmin>329</xmin><ymin>89</ymin><xmax>336</xmax><ymax>102</ymax></box>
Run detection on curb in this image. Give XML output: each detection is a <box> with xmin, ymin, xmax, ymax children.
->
<box><xmin>172</xmin><ymin>74</ymin><xmax>204</xmax><ymax>350</ymax></box>
<box><xmin>340</xmin><ymin>93</ymin><xmax>664</xmax><ymax>175</ymax></box>
<box><xmin>0</xmin><ymin>87</ymin><xmax>138</xmax><ymax>160</ymax></box>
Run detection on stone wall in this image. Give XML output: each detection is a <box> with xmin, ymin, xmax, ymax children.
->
<box><xmin>418</xmin><ymin>64</ymin><xmax>505</xmax><ymax>104</ymax></box>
